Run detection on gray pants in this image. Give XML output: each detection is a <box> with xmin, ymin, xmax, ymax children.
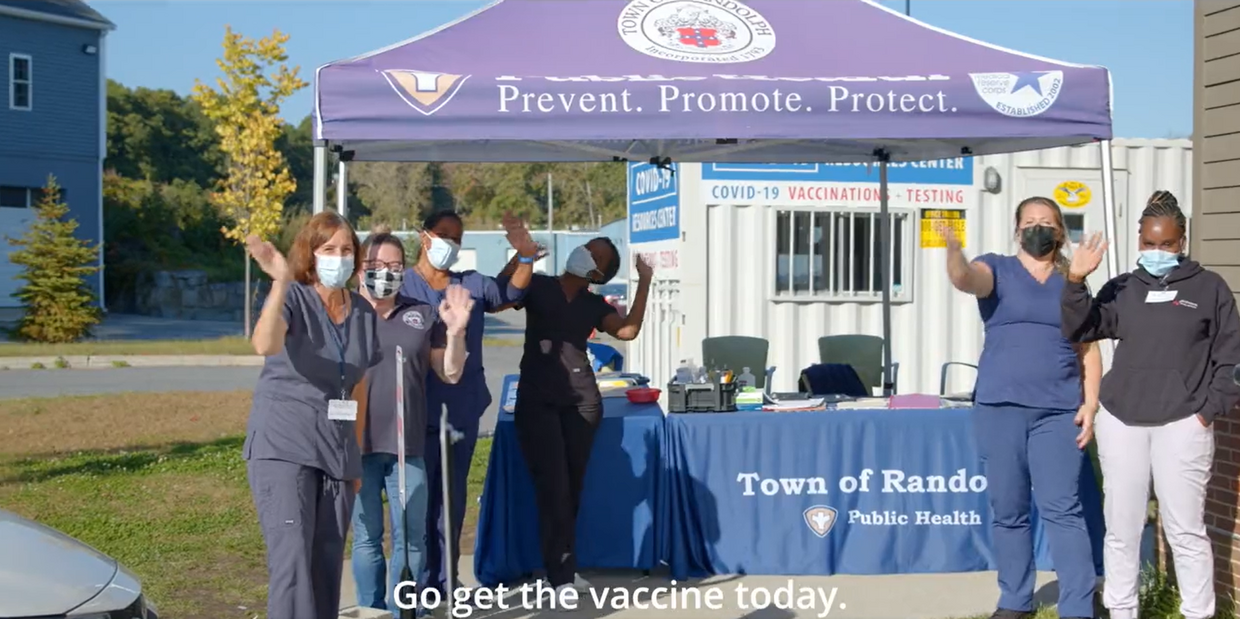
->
<box><xmin>249</xmin><ymin>459</ymin><xmax>354</xmax><ymax>619</ymax></box>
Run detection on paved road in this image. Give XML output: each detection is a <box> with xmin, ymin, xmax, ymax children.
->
<box><xmin>0</xmin><ymin>345</ymin><xmax>525</xmax><ymax>435</ymax></box>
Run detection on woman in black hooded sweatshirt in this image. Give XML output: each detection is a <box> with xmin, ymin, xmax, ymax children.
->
<box><xmin>1062</xmin><ymin>190</ymin><xmax>1240</xmax><ymax>619</ymax></box>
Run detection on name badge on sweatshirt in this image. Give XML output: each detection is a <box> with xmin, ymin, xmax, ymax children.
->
<box><xmin>1146</xmin><ymin>290</ymin><xmax>1178</xmax><ymax>304</ymax></box>
<box><xmin>328</xmin><ymin>399</ymin><xmax>358</xmax><ymax>421</ymax></box>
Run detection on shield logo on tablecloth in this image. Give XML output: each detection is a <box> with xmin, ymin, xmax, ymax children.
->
<box><xmin>804</xmin><ymin>506</ymin><xmax>838</xmax><ymax>538</ymax></box>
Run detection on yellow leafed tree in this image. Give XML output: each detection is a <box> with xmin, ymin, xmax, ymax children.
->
<box><xmin>191</xmin><ymin>26</ymin><xmax>306</xmax><ymax>336</ymax></box>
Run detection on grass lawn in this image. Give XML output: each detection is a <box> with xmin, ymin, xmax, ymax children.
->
<box><xmin>0</xmin><ymin>391</ymin><xmax>493</xmax><ymax>619</ymax></box>
<box><xmin>0</xmin><ymin>336</ymin><xmax>519</xmax><ymax>358</ymax></box>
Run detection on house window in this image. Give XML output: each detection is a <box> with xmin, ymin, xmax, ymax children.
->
<box><xmin>0</xmin><ymin>186</ymin><xmax>53</xmax><ymax>209</ymax></box>
<box><xmin>774</xmin><ymin>208</ymin><xmax>912</xmax><ymax>300</ymax></box>
<box><xmin>9</xmin><ymin>54</ymin><xmax>31</xmax><ymax>111</ymax></box>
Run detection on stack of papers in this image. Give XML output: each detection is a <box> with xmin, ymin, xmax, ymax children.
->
<box><xmin>762</xmin><ymin>398</ymin><xmax>826</xmax><ymax>411</ymax></box>
<box><xmin>835</xmin><ymin>398</ymin><xmax>890</xmax><ymax>409</ymax></box>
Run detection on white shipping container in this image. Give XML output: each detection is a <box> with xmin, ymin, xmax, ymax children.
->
<box><xmin>626</xmin><ymin>139</ymin><xmax>1193</xmax><ymax>396</ymax></box>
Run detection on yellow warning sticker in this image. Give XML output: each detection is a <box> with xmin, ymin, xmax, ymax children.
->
<box><xmin>1054</xmin><ymin>181</ymin><xmax>1091</xmax><ymax>209</ymax></box>
<box><xmin>921</xmin><ymin>209</ymin><xmax>966</xmax><ymax>248</ymax></box>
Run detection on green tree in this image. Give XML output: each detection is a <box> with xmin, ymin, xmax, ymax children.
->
<box><xmin>7</xmin><ymin>176</ymin><xmax>101</xmax><ymax>343</ymax></box>
<box><xmin>191</xmin><ymin>26</ymin><xmax>307</xmax><ymax>335</ymax></box>
<box><xmin>106</xmin><ymin>80</ymin><xmax>221</xmax><ymax>186</ymax></box>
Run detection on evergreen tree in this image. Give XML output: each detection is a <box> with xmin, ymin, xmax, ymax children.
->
<box><xmin>7</xmin><ymin>175</ymin><xmax>101</xmax><ymax>342</ymax></box>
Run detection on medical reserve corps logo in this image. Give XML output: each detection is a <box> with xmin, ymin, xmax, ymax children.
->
<box><xmin>381</xmin><ymin>69</ymin><xmax>470</xmax><ymax>116</ymax></box>
<box><xmin>402</xmin><ymin>310</ymin><xmax>425</xmax><ymax>329</ymax></box>
<box><xmin>617</xmin><ymin>0</ymin><xmax>776</xmax><ymax>64</ymax></box>
<box><xmin>968</xmin><ymin>71</ymin><xmax>1064</xmax><ymax>118</ymax></box>
<box><xmin>804</xmin><ymin>506</ymin><xmax>838</xmax><ymax>538</ymax></box>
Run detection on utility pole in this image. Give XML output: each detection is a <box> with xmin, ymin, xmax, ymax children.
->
<box><xmin>546</xmin><ymin>172</ymin><xmax>554</xmax><ymax>231</ymax></box>
<box><xmin>905</xmin><ymin>0</ymin><xmax>910</xmax><ymax>15</ymax></box>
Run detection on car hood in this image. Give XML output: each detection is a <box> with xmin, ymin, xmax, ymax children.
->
<box><xmin>0</xmin><ymin>509</ymin><xmax>117</xmax><ymax>617</ymax></box>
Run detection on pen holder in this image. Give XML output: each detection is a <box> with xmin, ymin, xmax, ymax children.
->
<box><xmin>667</xmin><ymin>381</ymin><xmax>738</xmax><ymax>413</ymax></box>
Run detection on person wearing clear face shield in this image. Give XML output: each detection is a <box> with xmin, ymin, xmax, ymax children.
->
<box><xmin>513</xmin><ymin>239</ymin><xmax>653</xmax><ymax>597</ymax></box>
<box><xmin>1062</xmin><ymin>190</ymin><xmax>1240</xmax><ymax>619</ymax></box>
<box><xmin>400</xmin><ymin>209</ymin><xmax>539</xmax><ymax>599</ymax></box>
<box><xmin>243</xmin><ymin>212</ymin><xmax>383</xmax><ymax>619</ymax></box>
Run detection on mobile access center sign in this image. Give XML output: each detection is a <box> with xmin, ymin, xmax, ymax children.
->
<box><xmin>627</xmin><ymin>162</ymin><xmax>680</xmax><ymax>278</ymax></box>
<box><xmin>700</xmin><ymin>159</ymin><xmax>975</xmax><ymax>208</ymax></box>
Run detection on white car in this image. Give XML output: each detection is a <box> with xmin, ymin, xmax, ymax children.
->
<box><xmin>0</xmin><ymin>508</ymin><xmax>157</xmax><ymax>618</ymax></box>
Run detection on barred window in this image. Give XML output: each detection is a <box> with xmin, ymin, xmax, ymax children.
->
<box><xmin>774</xmin><ymin>209</ymin><xmax>911</xmax><ymax>300</ymax></box>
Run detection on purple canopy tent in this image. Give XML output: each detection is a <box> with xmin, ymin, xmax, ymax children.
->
<box><xmin>311</xmin><ymin>0</ymin><xmax>1116</xmax><ymax>394</ymax></box>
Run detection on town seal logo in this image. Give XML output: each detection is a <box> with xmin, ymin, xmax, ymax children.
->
<box><xmin>804</xmin><ymin>506</ymin><xmax>838</xmax><ymax>538</ymax></box>
<box><xmin>617</xmin><ymin>0</ymin><xmax>776</xmax><ymax>64</ymax></box>
<box><xmin>969</xmin><ymin>71</ymin><xmax>1064</xmax><ymax>118</ymax></box>
<box><xmin>402</xmin><ymin>310</ymin><xmax>425</xmax><ymax>329</ymax></box>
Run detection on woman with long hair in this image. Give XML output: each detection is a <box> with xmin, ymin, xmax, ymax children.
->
<box><xmin>401</xmin><ymin>209</ymin><xmax>539</xmax><ymax>597</ymax></box>
<box><xmin>514</xmin><ymin>238</ymin><xmax>652</xmax><ymax>595</ymax></box>
<box><xmin>350</xmin><ymin>226</ymin><xmax>472</xmax><ymax>611</ymax></box>
<box><xmin>1063</xmin><ymin>191</ymin><xmax>1240</xmax><ymax>619</ymax></box>
<box><xmin>942</xmin><ymin>197</ymin><xmax>1101</xmax><ymax>619</ymax></box>
<box><xmin>244</xmin><ymin>211</ymin><xmax>382</xmax><ymax>619</ymax></box>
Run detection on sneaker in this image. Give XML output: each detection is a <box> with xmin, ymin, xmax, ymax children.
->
<box><xmin>571</xmin><ymin>573</ymin><xmax>592</xmax><ymax>592</ymax></box>
<box><xmin>554</xmin><ymin>583</ymin><xmax>577</xmax><ymax>612</ymax></box>
<box><xmin>989</xmin><ymin>611</ymin><xmax>1033</xmax><ymax>619</ymax></box>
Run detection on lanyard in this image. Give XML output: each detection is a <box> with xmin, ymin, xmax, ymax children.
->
<box><xmin>326</xmin><ymin>310</ymin><xmax>349</xmax><ymax>400</ymax></box>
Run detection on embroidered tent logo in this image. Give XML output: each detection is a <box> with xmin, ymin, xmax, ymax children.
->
<box><xmin>381</xmin><ymin>70</ymin><xmax>470</xmax><ymax>116</ymax></box>
<box><xmin>969</xmin><ymin>71</ymin><xmax>1064</xmax><ymax>118</ymax></box>
<box><xmin>804</xmin><ymin>506</ymin><xmax>838</xmax><ymax>538</ymax></box>
<box><xmin>617</xmin><ymin>0</ymin><xmax>776</xmax><ymax>64</ymax></box>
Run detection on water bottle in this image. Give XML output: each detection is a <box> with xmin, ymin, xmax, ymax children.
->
<box><xmin>675</xmin><ymin>358</ymin><xmax>695</xmax><ymax>384</ymax></box>
<box><xmin>738</xmin><ymin>367</ymin><xmax>756</xmax><ymax>389</ymax></box>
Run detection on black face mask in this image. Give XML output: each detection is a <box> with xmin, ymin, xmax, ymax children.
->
<box><xmin>1020</xmin><ymin>225</ymin><xmax>1058</xmax><ymax>258</ymax></box>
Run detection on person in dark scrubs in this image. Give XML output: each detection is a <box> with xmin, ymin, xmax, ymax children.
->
<box><xmin>243</xmin><ymin>212</ymin><xmax>383</xmax><ymax>619</ymax></box>
<box><xmin>514</xmin><ymin>238</ymin><xmax>653</xmax><ymax>596</ymax></box>
<box><xmin>400</xmin><ymin>210</ymin><xmax>539</xmax><ymax>597</ymax></box>
<box><xmin>1063</xmin><ymin>191</ymin><xmax>1240</xmax><ymax>619</ymax></box>
<box><xmin>941</xmin><ymin>197</ymin><xmax>1102</xmax><ymax>619</ymax></box>
<box><xmin>351</xmin><ymin>226</ymin><xmax>472</xmax><ymax>611</ymax></box>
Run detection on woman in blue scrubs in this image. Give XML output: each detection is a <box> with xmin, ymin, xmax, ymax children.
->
<box><xmin>942</xmin><ymin>197</ymin><xmax>1102</xmax><ymax>619</ymax></box>
<box><xmin>401</xmin><ymin>210</ymin><xmax>539</xmax><ymax>598</ymax></box>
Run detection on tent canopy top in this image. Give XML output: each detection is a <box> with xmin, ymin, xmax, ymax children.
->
<box><xmin>313</xmin><ymin>0</ymin><xmax>1112</xmax><ymax>164</ymax></box>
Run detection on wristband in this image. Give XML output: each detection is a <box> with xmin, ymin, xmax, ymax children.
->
<box><xmin>518</xmin><ymin>255</ymin><xmax>535</xmax><ymax>264</ymax></box>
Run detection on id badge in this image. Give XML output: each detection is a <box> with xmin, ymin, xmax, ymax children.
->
<box><xmin>328</xmin><ymin>399</ymin><xmax>358</xmax><ymax>421</ymax></box>
<box><xmin>1146</xmin><ymin>290</ymin><xmax>1177</xmax><ymax>304</ymax></box>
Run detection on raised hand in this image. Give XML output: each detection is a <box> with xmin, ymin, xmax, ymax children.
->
<box><xmin>439</xmin><ymin>284</ymin><xmax>475</xmax><ymax>334</ymax></box>
<box><xmin>936</xmin><ymin>221</ymin><xmax>962</xmax><ymax>255</ymax></box>
<box><xmin>1069</xmin><ymin>232</ymin><xmax>1107</xmax><ymax>281</ymax></box>
<box><xmin>247</xmin><ymin>235</ymin><xmax>289</xmax><ymax>283</ymax></box>
<box><xmin>502</xmin><ymin>211</ymin><xmax>539</xmax><ymax>258</ymax></box>
<box><xmin>635</xmin><ymin>253</ymin><xmax>654</xmax><ymax>280</ymax></box>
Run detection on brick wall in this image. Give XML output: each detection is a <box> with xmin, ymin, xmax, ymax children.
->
<box><xmin>1209</xmin><ymin>417</ymin><xmax>1240</xmax><ymax>599</ymax></box>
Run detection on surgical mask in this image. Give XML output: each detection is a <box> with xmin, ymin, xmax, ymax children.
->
<box><xmin>315</xmin><ymin>254</ymin><xmax>353</xmax><ymax>289</ymax></box>
<box><xmin>363</xmin><ymin>268</ymin><xmax>403</xmax><ymax>299</ymax></box>
<box><xmin>1138</xmin><ymin>249</ymin><xmax>1181</xmax><ymax>278</ymax></box>
<box><xmin>565</xmin><ymin>245</ymin><xmax>598</xmax><ymax>280</ymax></box>
<box><xmin>424</xmin><ymin>234</ymin><xmax>460</xmax><ymax>271</ymax></box>
<box><xmin>1019</xmin><ymin>225</ymin><xmax>1058</xmax><ymax>258</ymax></box>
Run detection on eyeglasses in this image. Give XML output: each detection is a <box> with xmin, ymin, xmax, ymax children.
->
<box><xmin>363</xmin><ymin>260</ymin><xmax>404</xmax><ymax>271</ymax></box>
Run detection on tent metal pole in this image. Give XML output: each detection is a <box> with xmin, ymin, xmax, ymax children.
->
<box><xmin>1098</xmin><ymin>140</ymin><xmax>1119</xmax><ymax>280</ymax></box>
<box><xmin>878</xmin><ymin>156</ymin><xmax>894</xmax><ymax>396</ymax></box>
<box><xmin>336</xmin><ymin>159</ymin><xmax>349</xmax><ymax>219</ymax></box>
<box><xmin>313</xmin><ymin>146</ymin><xmax>328</xmax><ymax>215</ymax></box>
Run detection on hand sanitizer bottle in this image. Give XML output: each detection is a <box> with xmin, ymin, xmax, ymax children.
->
<box><xmin>675</xmin><ymin>359</ymin><xmax>695</xmax><ymax>384</ymax></box>
<box><xmin>738</xmin><ymin>367</ymin><xmax>756</xmax><ymax>390</ymax></box>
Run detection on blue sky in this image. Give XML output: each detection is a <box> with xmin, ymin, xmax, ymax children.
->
<box><xmin>93</xmin><ymin>0</ymin><xmax>1191</xmax><ymax>138</ymax></box>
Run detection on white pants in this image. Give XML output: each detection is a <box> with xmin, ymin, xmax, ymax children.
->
<box><xmin>1095</xmin><ymin>409</ymin><xmax>1216</xmax><ymax>619</ymax></box>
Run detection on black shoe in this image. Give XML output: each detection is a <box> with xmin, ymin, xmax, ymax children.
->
<box><xmin>989</xmin><ymin>611</ymin><xmax>1034</xmax><ymax>619</ymax></box>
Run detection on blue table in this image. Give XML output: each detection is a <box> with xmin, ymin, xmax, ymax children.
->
<box><xmin>661</xmin><ymin>409</ymin><xmax>1105</xmax><ymax>579</ymax></box>
<box><xmin>473</xmin><ymin>375</ymin><xmax>664</xmax><ymax>587</ymax></box>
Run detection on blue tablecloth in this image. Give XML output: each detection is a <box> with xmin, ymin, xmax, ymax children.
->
<box><xmin>662</xmin><ymin>409</ymin><xmax>1105</xmax><ymax>579</ymax></box>
<box><xmin>475</xmin><ymin>377</ymin><xmax>1105</xmax><ymax>584</ymax></box>
<box><xmin>473</xmin><ymin>375</ymin><xmax>664</xmax><ymax>587</ymax></box>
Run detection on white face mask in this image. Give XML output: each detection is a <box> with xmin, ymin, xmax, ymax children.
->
<box><xmin>315</xmin><ymin>254</ymin><xmax>353</xmax><ymax>289</ymax></box>
<box><xmin>565</xmin><ymin>245</ymin><xmax>598</xmax><ymax>280</ymax></box>
<box><xmin>424</xmin><ymin>234</ymin><xmax>460</xmax><ymax>271</ymax></box>
<box><xmin>363</xmin><ymin>268</ymin><xmax>403</xmax><ymax>299</ymax></box>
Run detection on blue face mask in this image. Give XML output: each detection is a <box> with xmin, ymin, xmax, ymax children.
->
<box><xmin>315</xmin><ymin>254</ymin><xmax>354</xmax><ymax>289</ymax></box>
<box><xmin>1138</xmin><ymin>250</ymin><xmax>1180</xmax><ymax>278</ymax></box>
<box><xmin>424</xmin><ymin>234</ymin><xmax>460</xmax><ymax>271</ymax></box>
